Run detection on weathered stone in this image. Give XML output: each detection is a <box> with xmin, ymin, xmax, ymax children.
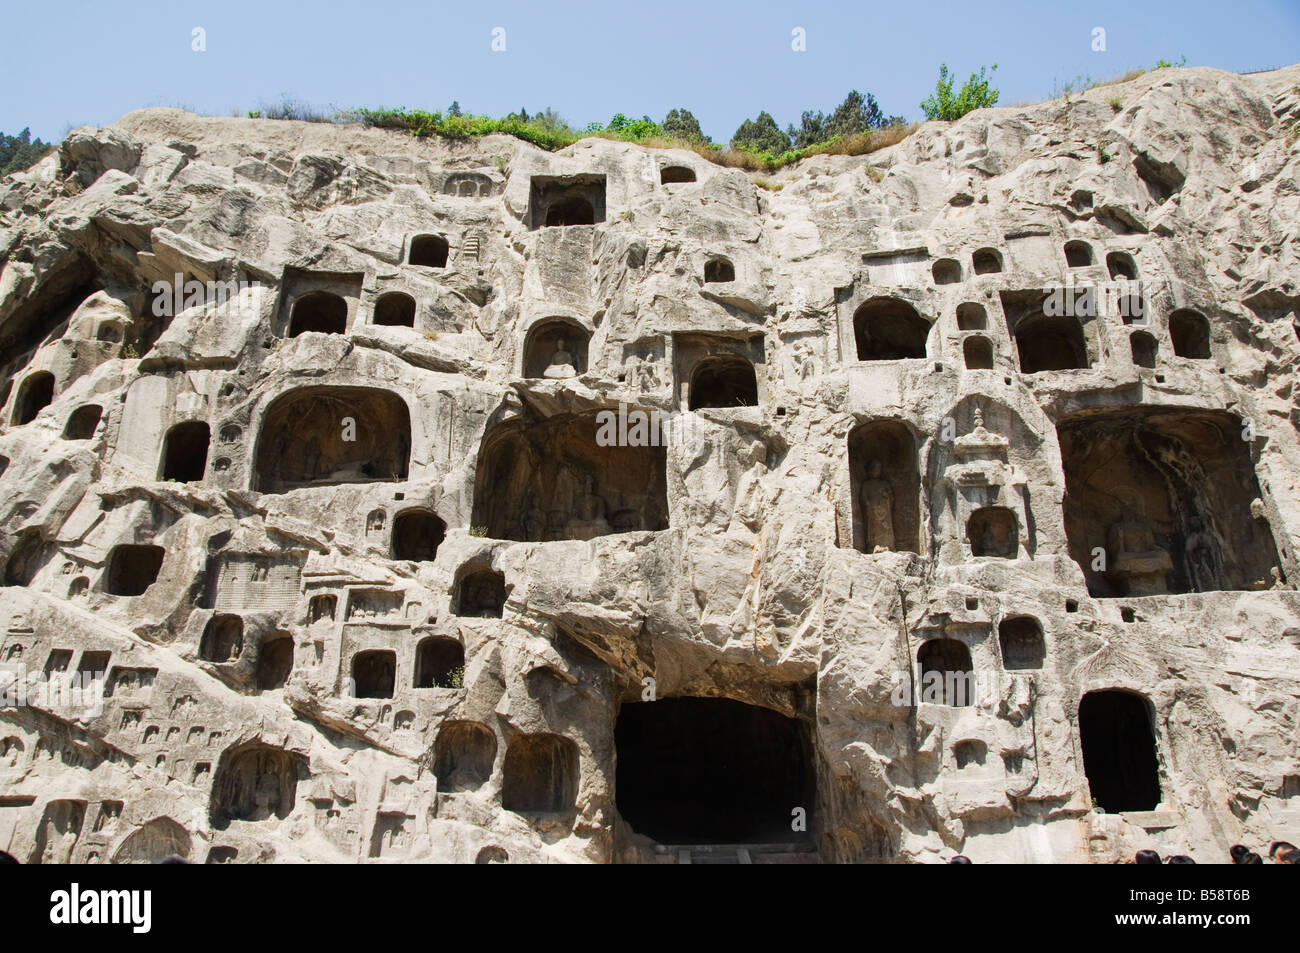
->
<box><xmin>1</xmin><ymin>65</ymin><xmax>1299</xmax><ymax>864</ymax></box>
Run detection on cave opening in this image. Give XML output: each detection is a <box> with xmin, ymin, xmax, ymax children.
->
<box><xmin>351</xmin><ymin>650</ymin><xmax>395</xmax><ymax>698</ymax></box>
<box><xmin>63</xmin><ymin>405</ymin><xmax>102</xmax><ymax>440</ymax></box>
<box><xmin>373</xmin><ymin>292</ymin><xmax>416</xmax><ymax>327</ymax></box>
<box><xmin>414</xmin><ymin>637</ymin><xmax>464</xmax><ymax>688</ymax></box>
<box><xmin>287</xmin><ymin>291</ymin><xmax>347</xmax><ymax>336</ymax></box>
<box><xmin>614</xmin><ymin>697</ymin><xmax>812</xmax><ymax>845</ymax></box>
<box><xmin>853</xmin><ymin>298</ymin><xmax>930</xmax><ymax>361</ymax></box>
<box><xmin>13</xmin><ymin>372</ymin><xmax>54</xmax><ymax>425</ymax></box>
<box><xmin>254</xmin><ymin>387</ymin><xmax>410</xmax><ymax>493</ymax></box>
<box><xmin>105</xmin><ymin>544</ymin><xmax>165</xmax><ymax>596</ymax></box>
<box><xmin>689</xmin><ymin>355</ymin><xmax>757</xmax><ymax>409</ymax></box>
<box><xmin>1078</xmin><ymin>690</ymin><xmax>1161</xmax><ymax>813</ymax></box>
<box><xmin>256</xmin><ymin>635</ymin><xmax>293</xmax><ymax>690</ymax></box>
<box><xmin>409</xmin><ymin>235</ymin><xmax>449</xmax><ymax>268</ymax></box>
<box><xmin>472</xmin><ymin>411</ymin><xmax>669</xmax><ymax>541</ymax></box>
<box><xmin>160</xmin><ymin>421</ymin><xmax>210</xmax><ymax>482</ymax></box>
<box><xmin>1058</xmin><ymin>408</ymin><xmax>1279</xmax><ymax>596</ymax></box>
<box><xmin>391</xmin><ymin>509</ymin><xmax>445</xmax><ymax>562</ymax></box>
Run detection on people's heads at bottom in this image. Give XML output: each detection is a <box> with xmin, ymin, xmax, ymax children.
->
<box><xmin>1270</xmin><ymin>841</ymin><xmax>1298</xmax><ymax>864</ymax></box>
<box><xmin>1242</xmin><ymin>852</ymin><xmax>1264</xmax><ymax>864</ymax></box>
<box><xmin>949</xmin><ymin>855</ymin><xmax>973</xmax><ymax>864</ymax></box>
<box><xmin>1134</xmin><ymin>849</ymin><xmax>1162</xmax><ymax>864</ymax></box>
<box><xmin>0</xmin><ymin>850</ymin><xmax>17</xmax><ymax>864</ymax></box>
<box><xmin>1230</xmin><ymin>844</ymin><xmax>1250</xmax><ymax>864</ymax></box>
<box><xmin>1166</xmin><ymin>855</ymin><xmax>1197</xmax><ymax>864</ymax></box>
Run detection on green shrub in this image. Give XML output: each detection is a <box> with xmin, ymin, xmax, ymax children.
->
<box><xmin>921</xmin><ymin>64</ymin><xmax>1000</xmax><ymax>121</ymax></box>
<box><xmin>339</xmin><ymin>97</ymin><xmax>916</xmax><ymax>174</ymax></box>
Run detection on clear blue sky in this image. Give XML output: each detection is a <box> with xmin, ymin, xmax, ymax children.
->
<box><xmin>2</xmin><ymin>0</ymin><xmax>1297</xmax><ymax>143</ymax></box>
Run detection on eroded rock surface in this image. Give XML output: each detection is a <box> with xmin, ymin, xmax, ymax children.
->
<box><xmin>2</xmin><ymin>65</ymin><xmax>1299</xmax><ymax>864</ymax></box>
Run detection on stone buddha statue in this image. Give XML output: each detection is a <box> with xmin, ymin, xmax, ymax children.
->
<box><xmin>543</xmin><ymin>338</ymin><xmax>578</xmax><ymax>379</ymax></box>
<box><xmin>566</xmin><ymin>474</ymin><xmax>611</xmax><ymax>540</ymax></box>
<box><xmin>860</xmin><ymin>459</ymin><xmax>896</xmax><ymax>553</ymax></box>
<box><xmin>1108</xmin><ymin>503</ymin><xmax>1172</xmax><ymax>595</ymax></box>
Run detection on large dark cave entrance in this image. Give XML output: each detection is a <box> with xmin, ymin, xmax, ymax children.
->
<box><xmin>1078</xmin><ymin>690</ymin><xmax>1161</xmax><ymax>814</ymax></box>
<box><xmin>614</xmin><ymin>697</ymin><xmax>812</xmax><ymax>845</ymax></box>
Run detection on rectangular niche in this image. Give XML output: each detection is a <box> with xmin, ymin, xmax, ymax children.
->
<box><xmin>104</xmin><ymin>667</ymin><xmax>157</xmax><ymax>699</ymax></box>
<box><xmin>208</xmin><ymin>555</ymin><xmax>303</xmax><ymax>612</ymax></box>
<box><xmin>345</xmin><ymin>588</ymin><xmax>404</xmax><ymax>623</ymax></box>
<box><xmin>277</xmin><ymin>269</ymin><xmax>364</xmax><ymax>338</ymax></box>
<box><xmin>672</xmin><ymin>332</ymin><xmax>766</xmax><ymax>411</ymax></box>
<box><xmin>528</xmin><ymin>175</ymin><xmax>606</xmax><ymax>230</ymax></box>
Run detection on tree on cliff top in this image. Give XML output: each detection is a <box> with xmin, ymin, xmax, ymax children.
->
<box><xmin>1</xmin><ymin>128</ymin><xmax>53</xmax><ymax>177</ymax></box>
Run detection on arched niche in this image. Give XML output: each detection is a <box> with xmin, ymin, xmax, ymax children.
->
<box><xmin>689</xmin><ymin>355</ymin><xmax>757</xmax><ymax>409</ymax></box>
<box><xmin>160</xmin><ymin>420</ymin><xmax>210</xmax><ymax>482</ymax></box>
<box><xmin>414</xmin><ymin>636</ymin><xmax>464</xmax><ymax>688</ymax></box>
<box><xmin>853</xmin><ymin>298</ymin><xmax>930</xmax><ymax>361</ymax></box>
<box><xmin>917</xmin><ymin>639</ymin><xmax>975</xmax><ymax>707</ymax></box>
<box><xmin>63</xmin><ymin>405</ymin><xmax>102</xmax><ymax>440</ymax></box>
<box><xmin>105</xmin><ymin>544</ymin><xmax>164</xmax><ymax>596</ymax></box>
<box><xmin>391</xmin><ymin>509</ymin><xmax>445</xmax><ymax>562</ymax></box>
<box><xmin>13</xmin><ymin>371</ymin><xmax>54</xmax><ymax>425</ymax></box>
<box><xmin>454</xmin><ymin>568</ymin><xmax>506</xmax><ymax>618</ymax></box>
<box><xmin>967</xmin><ymin>506</ymin><xmax>1018</xmax><ymax>557</ymax></box>
<box><xmin>661</xmin><ymin>166</ymin><xmax>696</xmax><ymax>184</ymax></box>
<box><xmin>1129</xmin><ymin>330</ymin><xmax>1157</xmax><ymax>368</ymax></box>
<box><xmin>999</xmin><ymin>616</ymin><xmax>1045</xmax><ymax>670</ymax></box>
<box><xmin>523</xmin><ymin>319</ymin><xmax>590</xmax><ymax>379</ymax></box>
<box><xmin>847</xmin><ymin>420</ymin><xmax>920</xmax><ymax>554</ymax></box>
<box><xmin>932</xmin><ymin>259</ymin><xmax>962</xmax><ymax>285</ymax></box>
<box><xmin>111</xmin><ymin>817</ymin><xmax>190</xmax><ymax>864</ymax></box>
<box><xmin>471</xmin><ymin>411</ymin><xmax>669</xmax><ymax>541</ymax></box>
<box><xmin>704</xmin><ymin>258</ymin><xmax>735</xmax><ymax>283</ymax></box>
<box><xmin>972</xmin><ymin>248</ymin><xmax>1003</xmax><ymax>274</ymax></box>
<box><xmin>502</xmin><ymin>732</ymin><xmax>578</xmax><ymax>814</ymax></box>
<box><xmin>200</xmin><ymin>614</ymin><xmax>243</xmax><ymax>663</ymax></box>
<box><xmin>433</xmin><ymin>720</ymin><xmax>495</xmax><ymax>791</ymax></box>
<box><xmin>253</xmin><ymin>387</ymin><xmax>410</xmax><ymax>493</ymax></box>
<box><xmin>351</xmin><ymin>650</ymin><xmax>396</xmax><ymax>698</ymax></box>
<box><xmin>545</xmin><ymin>198</ymin><xmax>594</xmax><ymax>226</ymax></box>
<box><xmin>1064</xmin><ymin>240</ymin><xmax>1094</xmax><ymax>267</ymax></box>
<box><xmin>1169</xmin><ymin>309</ymin><xmax>1210</xmax><ymax>359</ymax></box>
<box><xmin>956</xmin><ymin>303</ymin><xmax>987</xmax><ymax>330</ymax></box>
<box><xmin>255</xmin><ymin>634</ymin><xmax>293</xmax><ymax>690</ymax></box>
<box><xmin>963</xmin><ymin>336</ymin><xmax>994</xmax><ymax>369</ymax></box>
<box><xmin>1078</xmin><ymin>689</ymin><xmax>1160</xmax><ymax>813</ymax></box>
<box><xmin>287</xmin><ymin>291</ymin><xmax>347</xmax><ymax>336</ymax></box>
<box><xmin>1106</xmin><ymin>251</ymin><xmax>1138</xmax><ymax>281</ymax></box>
<box><xmin>373</xmin><ymin>292</ymin><xmax>416</xmax><ymax>327</ymax></box>
<box><xmin>209</xmin><ymin>742</ymin><xmax>305</xmax><ymax>829</ymax></box>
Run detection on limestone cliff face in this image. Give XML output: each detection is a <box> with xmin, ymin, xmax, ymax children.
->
<box><xmin>1</xmin><ymin>65</ymin><xmax>1298</xmax><ymax>864</ymax></box>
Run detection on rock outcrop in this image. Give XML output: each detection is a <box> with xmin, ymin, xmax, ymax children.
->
<box><xmin>1</xmin><ymin>65</ymin><xmax>1299</xmax><ymax>864</ymax></box>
